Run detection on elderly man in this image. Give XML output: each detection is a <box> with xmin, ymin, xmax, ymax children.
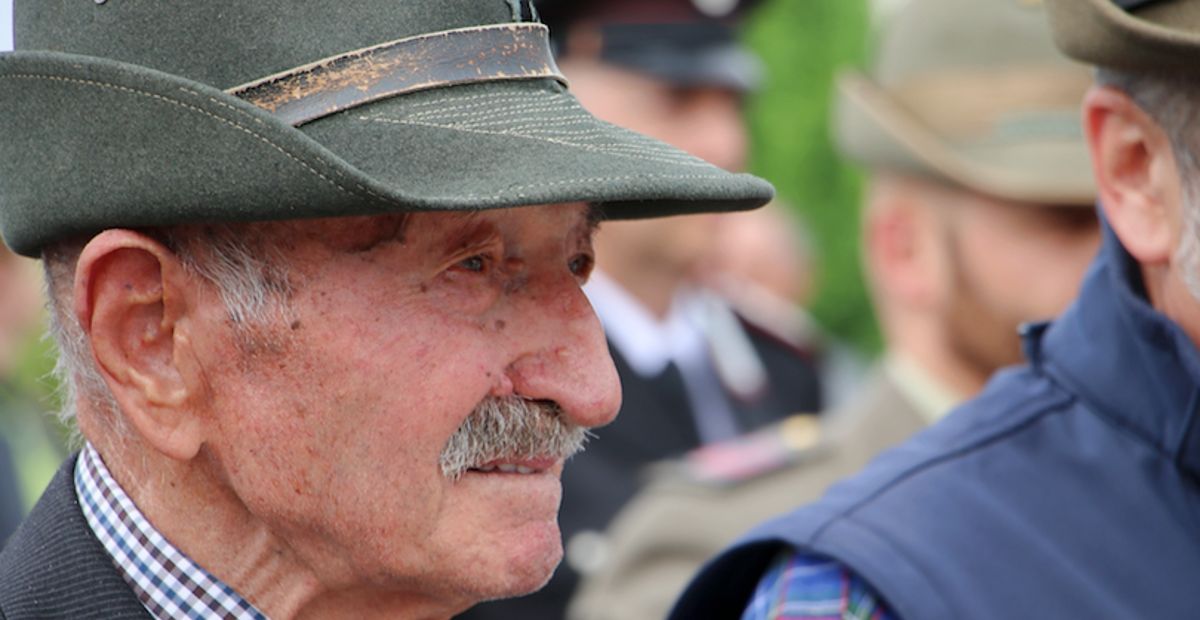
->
<box><xmin>671</xmin><ymin>0</ymin><xmax>1200</xmax><ymax>618</ymax></box>
<box><xmin>569</xmin><ymin>0</ymin><xmax>1100</xmax><ymax>617</ymax></box>
<box><xmin>0</xmin><ymin>1</ymin><xmax>771</xmax><ymax>618</ymax></box>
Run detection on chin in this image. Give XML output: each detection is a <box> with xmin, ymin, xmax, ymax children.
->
<box><xmin>473</xmin><ymin>527</ymin><xmax>564</xmax><ymax>602</ymax></box>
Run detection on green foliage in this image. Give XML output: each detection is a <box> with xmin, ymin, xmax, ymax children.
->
<box><xmin>743</xmin><ymin>0</ymin><xmax>881</xmax><ymax>353</ymax></box>
<box><xmin>10</xmin><ymin>322</ymin><xmax>62</xmax><ymax>412</ymax></box>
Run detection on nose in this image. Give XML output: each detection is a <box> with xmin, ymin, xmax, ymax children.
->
<box><xmin>504</xmin><ymin>271</ymin><xmax>621</xmax><ymax>430</ymax></box>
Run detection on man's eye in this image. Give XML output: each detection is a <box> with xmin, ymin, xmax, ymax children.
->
<box><xmin>569</xmin><ymin>254</ymin><xmax>594</xmax><ymax>278</ymax></box>
<box><xmin>458</xmin><ymin>255</ymin><xmax>488</xmax><ymax>273</ymax></box>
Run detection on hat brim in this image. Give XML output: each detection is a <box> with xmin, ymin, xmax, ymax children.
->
<box><xmin>834</xmin><ymin>71</ymin><xmax>1096</xmax><ymax>206</ymax></box>
<box><xmin>0</xmin><ymin>51</ymin><xmax>772</xmax><ymax>256</ymax></box>
<box><xmin>1044</xmin><ymin>0</ymin><xmax>1200</xmax><ymax>75</ymax></box>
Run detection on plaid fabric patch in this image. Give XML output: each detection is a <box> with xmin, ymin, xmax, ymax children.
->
<box><xmin>76</xmin><ymin>445</ymin><xmax>267</xmax><ymax>620</ymax></box>
<box><xmin>741</xmin><ymin>550</ymin><xmax>897</xmax><ymax>620</ymax></box>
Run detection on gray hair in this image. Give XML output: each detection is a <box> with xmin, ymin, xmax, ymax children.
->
<box><xmin>42</xmin><ymin>225</ymin><xmax>293</xmax><ymax>446</ymax></box>
<box><xmin>1095</xmin><ymin>68</ymin><xmax>1200</xmax><ymax>300</ymax></box>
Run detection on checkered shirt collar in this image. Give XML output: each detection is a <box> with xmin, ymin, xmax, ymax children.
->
<box><xmin>75</xmin><ymin>444</ymin><xmax>268</xmax><ymax>620</ymax></box>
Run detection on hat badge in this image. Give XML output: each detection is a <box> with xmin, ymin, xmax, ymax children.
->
<box><xmin>506</xmin><ymin>0</ymin><xmax>539</xmax><ymax>22</ymax></box>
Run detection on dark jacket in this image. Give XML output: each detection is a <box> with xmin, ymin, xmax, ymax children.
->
<box><xmin>0</xmin><ymin>437</ymin><xmax>25</xmax><ymax>546</ymax></box>
<box><xmin>0</xmin><ymin>457</ymin><xmax>150</xmax><ymax>619</ymax></box>
<box><xmin>672</xmin><ymin>224</ymin><xmax>1200</xmax><ymax>619</ymax></box>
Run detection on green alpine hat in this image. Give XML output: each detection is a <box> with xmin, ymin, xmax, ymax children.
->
<box><xmin>1043</xmin><ymin>0</ymin><xmax>1200</xmax><ymax>74</ymax></box>
<box><xmin>834</xmin><ymin>0</ymin><xmax>1096</xmax><ymax>206</ymax></box>
<box><xmin>0</xmin><ymin>0</ymin><xmax>774</xmax><ymax>257</ymax></box>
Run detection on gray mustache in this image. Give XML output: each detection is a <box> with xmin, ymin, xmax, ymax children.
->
<box><xmin>439</xmin><ymin>396</ymin><xmax>590</xmax><ymax>479</ymax></box>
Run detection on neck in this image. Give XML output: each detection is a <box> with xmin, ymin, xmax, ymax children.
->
<box><xmin>883</xmin><ymin>311</ymin><xmax>988</xmax><ymax>399</ymax></box>
<box><xmin>98</xmin><ymin>442</ymin><xmax>463</xmax><ymax>620</ymax></box>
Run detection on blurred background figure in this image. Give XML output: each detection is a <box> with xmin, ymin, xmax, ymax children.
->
<box><xmin>705</xmin><ymin>201</ymin><xmax>867</xmax><ymax>407</ymax></box>
<box><xmin>457</xmin><ymin>1</ymin><xmax>824</xmax><ymax>618</ymax></box>
<box><xmin>0</xmin><ymin>240</ymin><xmax>60</xmax><ymax>544</ymax></box>
<box><xmin>709</xmin><ymin>202</ymin><xmax>818</xmax><ymax>315</ymax></box>
<box><xmin>568</xmin><ymin>0</ymin><xmax>1100</xmax><ymax>617</ymax></box>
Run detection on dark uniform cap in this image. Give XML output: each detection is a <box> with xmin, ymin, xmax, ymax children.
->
<box><xmin>0</xmin><ymin>0</ymin><xmax>773</xmax><ymax>257</ymax></box>
<box><xmin>1044</xmin><ymin>0</ymin><xmax>1200</xmax><ymax>74</ymax></box>
<box><xmin>536</xmin><ymin>0</ymin><xmax>765</xmax><ymax>92</ymax></box>
<box><xmin>834</xmin><ymin>0</ymin><xmax>1097</xmax><ymax>206</ymax></box>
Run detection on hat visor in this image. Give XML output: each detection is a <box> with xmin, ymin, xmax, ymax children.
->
<box><xmin>0</xmin><ymin>52</ymin><xmax>772</xmax><ymax>256</ymax></box>
<box><xmin>835</xmin><ymin>72</ymin><xmax>1096</xmax><ymax>206</ymax></box>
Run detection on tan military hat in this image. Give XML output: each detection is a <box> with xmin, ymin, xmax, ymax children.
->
<box><xmin>835</xmin><ymin>0</ymin><xmax>1096</xmax><ymax>205</ymax></box>
<box><xmin>1044</xmin><ymin>0</ymin><xmax>1200</xmax><ymax>74</ymax></box>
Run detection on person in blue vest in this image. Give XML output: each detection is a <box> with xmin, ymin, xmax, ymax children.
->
<box><xmin>670</xmin><ymin>0</ymin><xmax>1200</xmax><ymax>617</ymax></box>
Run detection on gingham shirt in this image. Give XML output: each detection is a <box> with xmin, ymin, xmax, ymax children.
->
<box><xmin>742</xmin><ymin>551</ymin><xmax>897</xmax><ymax>620</ymax></box>
<box><xmin>75</xmin><ymin>444</ymin><xmax>268</xmax><ymax>620</ymax></box>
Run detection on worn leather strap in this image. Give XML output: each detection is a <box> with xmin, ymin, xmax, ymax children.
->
<box><xmin>228</xmin><ymin>23</ymin><xmax>566</xmax><ymax>126</ymax></box>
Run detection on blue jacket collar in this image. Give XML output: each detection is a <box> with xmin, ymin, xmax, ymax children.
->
<box><xmin>1032</xmin><ymin>218</ymin><xmax>1200</xmax><ymax>480</ymax></box>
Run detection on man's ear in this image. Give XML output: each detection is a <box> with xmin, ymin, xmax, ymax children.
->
<box><xmin>1084</xmin><ymin>85</ymin><xmax>1180</xmax><ymax>264</ymax></box>
<box><xmin>864</xmin><ymin>178</ymin><xmax>944</xmax><ymax>310</ymax></box>
<box><xmin>76</xmin><ymin>230</ymin><xmax>205</xmax><ymax>461</ymax></box>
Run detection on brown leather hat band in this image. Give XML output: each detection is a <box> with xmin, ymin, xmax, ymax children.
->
<box><xmin>228</xmin><ymin>23</ymin><xmax>567</xmax><ymax>126</ymax></box>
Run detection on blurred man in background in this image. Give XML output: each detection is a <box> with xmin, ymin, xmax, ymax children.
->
<box><xmin>459</xmin><ymin>1</ymin><xmax>823</xmax><ymax>618</ymax></box>
<box><xmin>704</xmin><ymin>202</ymin><xmax>867</xmax><ymax>407</ymax></box>
<box><xmin>572</xmin><ymin>0</ymin><xmax>1100</xmax><ymax>616</ymax></box>
<box><xmin>673</xmin><ymin>0</ymin><xmax>1200</xmax><ymax>616</ymax></box>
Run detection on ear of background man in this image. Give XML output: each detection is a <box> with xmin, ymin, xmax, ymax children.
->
<box><xmin>1083</xmin><ymin>86</ymin><xmax>1178</xmax><ymax>268</ymax></box>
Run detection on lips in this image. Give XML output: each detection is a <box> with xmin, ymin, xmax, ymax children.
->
<box><xmin>473</xmin><ymin>464</ymin><xmax>539</xmax><ymax>474</ymax></box>
<box><xmin>469</xmin><ymin>457</ymin><xmax>558</xmax><ymax>475</ymax></box>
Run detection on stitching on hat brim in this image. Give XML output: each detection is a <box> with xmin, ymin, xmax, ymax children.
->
<box><xmin>454</xmin><ymin>173</ymin><xmax>765</xmax><ymax>204</ymax></box>
<box><xmin>353</xmin><ymin>116</ymin><xmax>712</xmax><ymax>168</ymax></box>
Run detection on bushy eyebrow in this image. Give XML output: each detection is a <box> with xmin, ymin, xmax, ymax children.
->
<box><xmin>443</xmin><ymin>213</ymin><xmax>499</xmax><ymax>252</ymax></box>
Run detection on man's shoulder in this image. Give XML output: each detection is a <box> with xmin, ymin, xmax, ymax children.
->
<box><xmin>0</xmin><ymin>456</ymin><xmax>149</xmax><ymax>619</ymax></box>
<box><xmin>756</xmin><ymin>366</ymin><xmax>1076</xmax><ymax>543</ymax></box>
<box><xmin>669</xmin><ymin>368</ymin><xmax>1081</xmax><ymax>620</ymax></box>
